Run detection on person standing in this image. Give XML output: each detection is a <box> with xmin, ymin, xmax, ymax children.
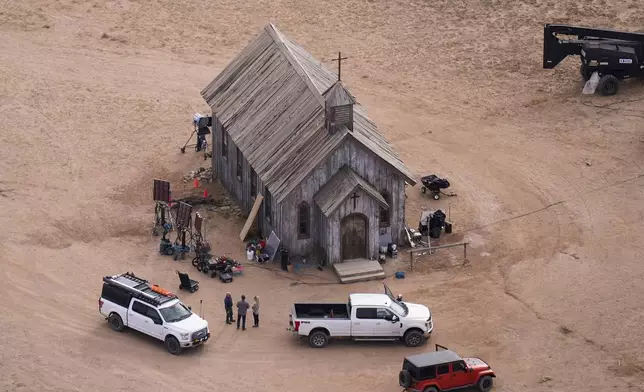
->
<box><xmin>236</xmin><ymin>294</ymin><xmax>250</xmax><ymax>330</ymax></box>
<box><xmin>252</xmin><ymin>296</ymin><xmax>260</xmax><ymax>328</ymax></box>
<box><xmin>224</xmin><ymin>292</ymin><xmax>234</xmax><ymax>325</ymax></box>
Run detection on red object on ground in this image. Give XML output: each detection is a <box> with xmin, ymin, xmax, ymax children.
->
<box><xmin>203</xmin><ymin>188</ymin><xmax>208</xmax><ymax>198</ymax></box>
<box><xmin>193</xmin><ymin>178</ymin><xmax>199</xmax><ymax>188</ymax></box>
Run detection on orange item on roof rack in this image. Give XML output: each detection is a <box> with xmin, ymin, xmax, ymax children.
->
<box><xmin>151</xmin><ymin>285</ymin><xmax>175</xmax><ymax>297</ymax></box>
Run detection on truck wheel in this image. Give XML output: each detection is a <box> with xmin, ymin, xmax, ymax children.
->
<box><xmin>404</xmin><ymin>329</ymin><xmax>424</xmax><ymax>347</ymax></box>
<box><xmin>308</xmin><ymin>331</ymin><xmax>329</xmax><ymax>348</ymax></box>
<box><xmin>423</xmin><ymin>387</ymin><xmax>438</xmax><ymax>392</ymax></box>
<box><xmin>597</xmin><ymin>74</ymin><xmax>619</xmax><ymax>96</ymax></box>
<box><xmin>477</xmin><ymin>375</ymin><xmax>493</xmax><ymax>392</ymax></box>
<box><xmin>399</xmin><ymin>370</ymin><xmax>412</xmax><ymax>388</ymax></box>
<box><xmin>108</xmin><ymin>313</ymin><xmax>124</xmax><ymax>332</ymax></box>
<box><xmin>421</xmin><ymin>186</ymin><xmax>427</xmax><ymax>194</ymax></box>
<box><xmin>165</xmin><ymin>336</ymin><xmax>182</xmax><ymax>355</ymax></box>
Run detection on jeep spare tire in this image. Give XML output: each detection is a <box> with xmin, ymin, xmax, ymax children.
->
<box><xmin>399</xmin><ymin>370</ymin><xmax>412</xmax><ymax>388</ymax></box>
<box><xmin>477</xmin><ymin>375</ymin><xmax>493</xmax><ymax>392</ymax></box>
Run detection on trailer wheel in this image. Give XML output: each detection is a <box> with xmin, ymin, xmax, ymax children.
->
<box><xmin>308</xmin><ymin>330</ymin><xmax>329</xmax><ymax>348</ymax></box>
<box><xmin>420</xmin><ymin>186</ymin><xmax>427</xmax><ymax>194</ymax></box>
<box><xmin>432</xmin><ymin>192</ymin><xmax>440</xmax><ymax>200</ymax></box>
<box><xmin>597</xmin><ymin>74</ymin><xmax>619</xmax><ymax>96</ymax></box>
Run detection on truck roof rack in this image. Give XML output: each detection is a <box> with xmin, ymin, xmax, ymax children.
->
<box><xmin>103</xmin><ymin>272</ymin><xmax>177</xmax><ymax>307</ymax></box>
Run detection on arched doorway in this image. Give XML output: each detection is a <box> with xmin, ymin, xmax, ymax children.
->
<box><xmin>341</xmin><ymin>213</ymin><xmax>368</xmax><ymax>260</ymax></box>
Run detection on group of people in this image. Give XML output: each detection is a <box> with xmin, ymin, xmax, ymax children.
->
<box><xmin>224</xmin><ymin>292</ymin><xmax>259</xmax><ymax>330</ymax></box>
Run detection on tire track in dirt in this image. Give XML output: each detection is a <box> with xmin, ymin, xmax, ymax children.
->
<box><xmin>480</xmin><ymin>167</ymin><xmax>644</xmax><ymax>387</ymax></box>
<box><xmin>499</xmin><ymin>277</ymin><xmax>644</xmax><ymax>392</ymax></box>
<box><xmin>460</xmin><ymin>170</ymin><xmax>644</xmax><ymax>234</ymax></box>
<box><xmin>561</xmin><ymin>173</ymin><xmax>596</xmax><ymax>240</ymax></box>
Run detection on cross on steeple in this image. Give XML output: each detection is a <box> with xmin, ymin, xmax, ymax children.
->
<box><xmin>331</xmin><ymin>52</ymin><xmax>348</xmax><ymax>81</ymax></box>
<box><xmin>350</xmin><ymin>192</ymin><xmax>360</xmax><ymax>208</ymax></box>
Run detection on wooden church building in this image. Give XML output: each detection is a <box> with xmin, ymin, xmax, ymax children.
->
<box><xmin>201</xmin><ymin>23</ymin><xmax>416</xmax><ymax>265</ymax></box>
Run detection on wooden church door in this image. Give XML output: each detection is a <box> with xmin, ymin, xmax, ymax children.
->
<box><xmin>341</xmin><ymin>213</ymin><xmax>367</xmax><ymax>260</ymax></box>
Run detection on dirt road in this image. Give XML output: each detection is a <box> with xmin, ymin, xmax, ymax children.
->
<box><xmin>1</xmin><ymin>1</ymin><xmax>644</xmax><ymax>391</ymax></box>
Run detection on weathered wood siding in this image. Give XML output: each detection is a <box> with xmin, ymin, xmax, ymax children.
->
<box><xmin>211</xmin><ymin>112</ymin><xmax>275</xmax><ymax>238</ymax></box>
<box><xmin>283</xmin><ymin>137</ymin><xmax>407</xmax><ymax>263</ymax></box>
<box><xmin>314</xmin><ymin>205</ymin><xmax>327</xmax><ymax>261</ymax></box>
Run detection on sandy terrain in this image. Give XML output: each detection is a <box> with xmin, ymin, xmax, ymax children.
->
<box><xmin>2</xmin><ymin>0</ymin><xmax>644</xmax><ymax>391</ymax></box>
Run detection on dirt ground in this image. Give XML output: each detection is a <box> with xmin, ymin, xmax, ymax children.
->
<box><xmin>2</xmin><ymin>0</ymin><xmax>644</xmax><ymax>391</ymax></box>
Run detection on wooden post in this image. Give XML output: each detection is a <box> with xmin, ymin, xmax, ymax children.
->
<box><xmin>464</xmin><ymin>243</ymin><xmax>467</xmax><ymax>260</ymax></box>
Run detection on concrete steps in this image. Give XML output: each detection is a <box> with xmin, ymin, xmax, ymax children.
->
<box><xmin>339</xmin><ymin>270</ymin><xmax>386</xmax><ymax>284</ymax></box>
<box><xmin>333</xmin><ymin>259</ymin><xmax>386</xmax><ymax>284</ymax></box>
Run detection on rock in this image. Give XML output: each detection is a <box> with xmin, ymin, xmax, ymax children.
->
<box><xmin>539</xmin><ymin>376</ymin><xmax>552</xmax><ymax>384</ymax></box>
<box><xmin>585</xmin><ymin>161</ymin><xmax>592</xmax><ymax>166</ymax></box>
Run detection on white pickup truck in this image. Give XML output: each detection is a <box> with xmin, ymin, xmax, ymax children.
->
<box><xmin>288</xmin><ymin>284</ymin><xmax>433</xmax><ymax>348</ymax></box>
<box><xmin>98</xmin><ymin>272</ymin><xmax>210</xmax><ymax>355</ymax></box>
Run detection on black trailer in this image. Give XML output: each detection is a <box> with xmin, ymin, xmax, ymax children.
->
<box><xmin>543</xmin><ymin>24</ymin><xmax>644</xmax><ymax>96</ymax></box>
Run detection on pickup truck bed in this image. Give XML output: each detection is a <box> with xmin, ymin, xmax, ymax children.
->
<box><xmin>293</xmin><ymin>303</ymin><xmax>349</xmax><ymax>319</ymax></box>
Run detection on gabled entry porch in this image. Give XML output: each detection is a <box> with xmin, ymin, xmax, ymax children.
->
<box><xmin>313</xmin><ymin>165</ymin><xmax>388</xmax><ymax>283</ymax></box>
